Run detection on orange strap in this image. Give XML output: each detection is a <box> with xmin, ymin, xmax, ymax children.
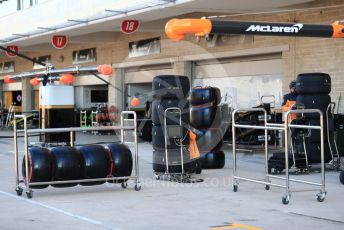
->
<box><xmin>189</xmin><ymin>130</ymin><xmax>200</xmax><ymax>159</ymax></box>
<box><xmin>282</xmin><ymin>100</ymin><xmax>297</xmax><ymax>122</ymax></box>
<box><xmin>281</xmin><ymin>100</ymin><xmax>296</xmax><ymax>112</ymax></box>
<box><xmin>332</xmin><ymin>21</ymin><xmax>344</xmax><ymax>38</ymax></box>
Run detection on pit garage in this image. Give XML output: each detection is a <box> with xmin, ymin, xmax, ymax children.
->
<box><xmin>0</xmin><ymin>0</ymin><xmax>344</xmax><ymax>229</ymax></box>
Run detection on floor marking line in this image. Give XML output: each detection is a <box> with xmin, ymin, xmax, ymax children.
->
<box><xmin>0</xmin><ymin>190</ymin><xmax>121</xmax><ymax>230</ymax></box>
<box><xmin>211</xmin><ymin>223</ymin><xmax>262</xmax><ymax>230</ymax></box>
<box><xmin>288</xmin><ymin>212</ymin><xmax>344</xmax><ymax>225</ymax></box>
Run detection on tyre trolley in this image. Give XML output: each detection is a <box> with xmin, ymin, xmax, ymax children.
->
<box><xmin>14</xmin><ymin>111</ymin><xmax>141</xmax><ymax>198</ymax></box>
<box><xmin>232</xmin><ymin>108</ymin><xmax>326</xmax><ymax>204</ymax></box>
<box><xmin>154</xmin><ymin>107</ymin><xmax>189</xmax><ymax>181</ymax></box>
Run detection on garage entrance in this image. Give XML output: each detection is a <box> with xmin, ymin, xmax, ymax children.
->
<box><xmin>193</xmin><ymin>53</ymin><xmax>283</xmax><ymax>108</ymax></box>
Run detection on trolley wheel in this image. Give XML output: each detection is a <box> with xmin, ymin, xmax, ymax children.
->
<box><xmin>121</xmin><ymin>181</ymin><xmax>128</xmax><ymax>189</ymax></box>
<box><xmin>154</xmin><ymin>174</ymin><xmax>160</xmax><ymax>180</ymax></box>
<box><xmin>316</xmin><ymin>193</ymin><xmax>326</xmax><ymax>202</ymax></box>
<box><xmin>265</xmin><ymin>185</ymin><xmax>270</xmax><ymax>190</ymax></box>
<box><xmin>195</xmin><ymin>163</ymin><xmax>202</xmax><ymax>174</ymax></box>
<box><xmin>272</xmin><ymin>169</ymin><xmax>280</xmax><ymax>175</ymax></box>
<box><xmin>340</xmin><ymin>171</ymin><xmax>344</xmax><ymax>184</ymax></box>
<box><xmin>15</xmin><ymin>187</ymin><xmax>23</xmax><ymax>196</ymax></box>
<box><xmin>134</xmin><ymin>184</ymin><xmax>141</xmax><ymax>191</ymax></box>
<box><xmin>233</xmin><ymin>184</ymin><xmax>238</xmax><ymax>192</ymax></box>
<box><xmin>282</xmin><ymin>194</ymin><xmax>290</xmax><ymax>205</ymax></box>
<box><xmin>26</xmin><ymin>190</ymin><xmax>33</xmax><ymax>199</ymax></box>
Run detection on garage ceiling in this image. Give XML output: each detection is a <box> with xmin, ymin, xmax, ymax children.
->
<box><xmin>0</xmin><ymin>0</ymin><xmax>315</xmax><ymax>48</ymax></box>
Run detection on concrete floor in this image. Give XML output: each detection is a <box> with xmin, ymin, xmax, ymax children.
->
<box><xmin>0</xmin><ymin>130</ymin><xmax>343</xmax><ymax>230</ymax></box>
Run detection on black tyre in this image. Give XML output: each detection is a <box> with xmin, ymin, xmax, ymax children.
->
<box><xmin>152</xmin><ymin>149</ymin><xmax>198</xmax><ymax>173</ymax></box>
<box><xmin>296</xmin><ymin>94</ymin><xmax>331</xmax><ymax>119</ymax></box>
<box><xmin>296</xmin><ymin>73</ymin><xmax>331</xmax><ymax>94</ymax></box>
<box><xmin>78</xmin><ymin>145</ymin><xmax>111</xmax><ymax>186</ymax></box>
<box><xmin>51</xmin><ymin>146</ymin><xmax>82</xmax><ymax>187</ymax></box>
<box><xmin>152</xmin><ymin>125</ymin><xmax>189</xmax><ymax>150</ymax></box>
<box><xmin>22</xmin><ymin>147</ymin><xmax>52</xmax><ymax>189</ymax></box>
<box><xmin>191</xmin><ymin>128</ymin><xmax>224</xmax><ymax>153</ymax></box>
<box><xmin>305</xmin><ymin>119</ymin><xmax>328</xmax><ymax>143</ymax></box>
<box><xmin>191</xmin><ymin>87</ymin><xmax>221</xmax><ymax>106</ymax></box>
<box><xmin>152</xmin><ymin>75</ymin><xmax>190</xmax><ymax>99</ymax></box>
<box><xmin>296</xmin><ymin>142</ymin><xmax>332</xmax><ymax>163</ymax></box>
<box><xmin>137</xmin><ymin>119</ymin><xmax>152</xmax><ymax>142</ymax></box>
<box><xmin>290</xmin><ymin>118</ymin><xmax>328</xmax><ymax>143</ymax></box>
<box><xmin>106</xmin><ymin>143</ymin><xmax>133</xmax><ymax>183</ymax></box>
<box><xmin>200</xmin><ymin>151</ymin><xmax>225</xmax><ymax>169</ymax></box>
<box><xmin>152</xmin><ymin>99</ymin><xmax>190</xmax><ymax>126</ymax></box>
<box><xmin>190</xmin><ymin>106</ymin><xmax>222</xmax><ymax>129</ymax></box>
<box><xmin>340</xmin><ymin>171</ymin><xmax>344</xmax><ymax>185</ymax></box>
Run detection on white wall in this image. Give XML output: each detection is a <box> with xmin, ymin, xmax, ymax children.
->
<box><xmin>75</xmin><ymin>85</ymin><xmax>108</xmax><ymax>109</ymax></box>
<box><xmin>0</xmin><ymin>0</ymin><xmax>146</xmax><ymax>39</ymax></box>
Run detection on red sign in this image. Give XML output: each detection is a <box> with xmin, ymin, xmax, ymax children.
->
<box><xmin>52</xmin><ymin>35</ymin><xmax>68</xmax><ymax>49</ymax></box>
<box><xmin>6</xmin><ymin>46</ymin><xmax>19</xmax><ymax>57</ymax></box>
<box><xmin>121</xmin><ymin>20</ymin><xmax>139</xmax><ymax>34</ymax></box>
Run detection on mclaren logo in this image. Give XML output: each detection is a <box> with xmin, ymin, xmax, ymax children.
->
<box><xmin>246</xmin><ymin>24</ymin><xmax>304</xmax><ymax>33</ymax></box>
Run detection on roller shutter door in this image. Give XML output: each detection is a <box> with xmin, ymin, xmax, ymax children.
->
<box><xmin>193</xmin><ymin>54</ymin><xmax>283</xmax><ymax>108</ymax></box>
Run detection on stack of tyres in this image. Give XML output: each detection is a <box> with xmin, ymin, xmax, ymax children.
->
<box><xmin>295</xmin><ymin>73</ymin><xmax>332</xmax><ymax>163</ymax></box>
<box><xmin>22</xmin><ymin>143</ymin><xmax>133</xmax><ymax>189</ymax></box>
<box><xmin>152</xmin><ymin>75</ymin><xmax>200</xmax><ymax>173</ymax></box>
<box><xmin>190</xmin><ymin>87</ymin><xmax>225</xmax><ymax>169</ymax></box>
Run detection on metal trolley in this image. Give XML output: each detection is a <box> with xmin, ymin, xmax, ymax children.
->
<box><xmin>14</xmin><ymin>111</ymin><xmax>141</xmax><ymax>198</ymax></box>
<box><xmin>232</xmin><ymin>108</ymin><xmax>326</xmax><ymax>204</ymax></box>
<box><xmin>154</xmin><ymin>107</ymin><xmax>189</xmax><ymax>181</ymax></box>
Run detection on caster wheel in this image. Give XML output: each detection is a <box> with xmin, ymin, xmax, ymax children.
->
<box><xmin>134</xmin><ymin>185</ymin><xmax>141</xmax><ymax>191</ymax></box>
<box><xmin>233</xmin><ymin>184</ymin><xmax>238</xmax><ymax>192</ymax></box>
<box><xmin>15</xmin><ymin>187</ymin><xmax>23</xmax><ymax>196</ymax></box>
<box><xmin>154</xmin><ymin>174</ymin><xmax>160</xmax><ymax>180</ymax></box>
<box><xmin>282</xmin><ymin>195</ymin><xmax>289</xmax><ymax>205</ymax></box>
<box><xmin>26</xmin><ymin>190</ymin><xmax>33</xmax><ymax>199</ymax></box>
<box><xmin>121</xmin><ymin>182</ymin><xmax>128</xmax><ymax>189</ymax></box>
<box><xmin>339</xmin><ymin>171</ymin><xmax>344</xmax><ymax>184</ymax></box>
<box><xmin>265</xmin><ymin>185</ymin><xmax>270</xmax><ymax>190</ymax></box>
<box><xmin>195</xmin><ymin>163</ymin><xmax>202</xmax><ymax>175</ymax></box>
<box><xmin>273</xmin><ymin>169</ymin><xmax>280</xmax><ymax>175</ymax></box>
<box><xmin>316</xmin><ymin>193</ymin><xmax>325</xmax><ymax>202</ymax></box>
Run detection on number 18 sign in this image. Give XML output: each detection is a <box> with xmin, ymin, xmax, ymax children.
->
<box><xmin>121</xmin><ymin>20</ymin><xmax>139</xmax><ymax>34</ymax></box>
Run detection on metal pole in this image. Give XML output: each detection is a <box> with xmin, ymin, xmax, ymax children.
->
<box><xmin>23</xmin><ymin>116</ymin><xmax>30</xmax><ymax>193</ymax></box>
<box><xmin>121</xmin><ymin>111</ymin><xmax>139</xmax><ymax>187</ymax></box>
<box><xmin>164</xmin><ymin>109</ymin><xmax>169</xmax><ymax>174</ymax></box>
<box><xmin>177</xmin><ymin>108</ymin><xmax>184</xmax><ymax>175</ymax></box>
<box><xmin>284</xmin><ymin>111</ymin><xmax>290</xmax><ymax>198</ymax></box>
<box><xmin>320</xmin><ymin>112</ymin><xmax>326</xmax><ymax>194</ymax></box>
<box><xmin>0</xmin><ymin>46</ymin><xmax>46</xmax><ymax>66</ymax></box>
<box><xmin>13</xmin><ymin>115</ymin><xmax>19</xmax><ymax>190</ymax></box>
<box><xmin>232</xmin><ymin>109</ymin><xmax>237</xmax><ymax>187</ymax></box>
<box><xmin>133</xmin><ymin>112</ymin><xmax>139</xmax><ymax>187</ymax></box>
<box><xmin>70</xmin><ymin>131</ymin><xmax>74</xmax><ymax>147</ymax></box>
<box><xmin>264</xmin><ymin>109</ymin><xmax>270</xmax><ymax>186</ymax></box>
<box><xmin>121</xmin><ymin>113</ymin><xmax>124</xmax><ymax>144</ymax></box>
